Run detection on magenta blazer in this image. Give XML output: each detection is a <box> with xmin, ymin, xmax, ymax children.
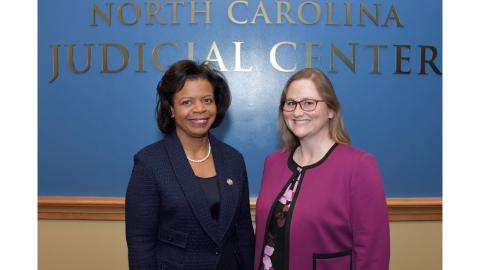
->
<box><xmin>254</xmin><ymin>144</ymin><xmax>390</xmax><ymax>270</ymax></box>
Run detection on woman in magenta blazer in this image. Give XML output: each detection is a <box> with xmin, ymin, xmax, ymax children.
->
<box><xmin>254</xmin><ymin>68</ymin><xmax>390</xmax><ymax>270</ymax></box>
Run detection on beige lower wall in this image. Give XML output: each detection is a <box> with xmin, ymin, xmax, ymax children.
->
<box><xmin>38</xmin><ymin>220</ymin><xmax>441</xmax><ymax>270</ymax></box>
<box><xmin>389</xmin><ymin>221</ymin><xmax>442</xmax><ymax>270</ymax></box>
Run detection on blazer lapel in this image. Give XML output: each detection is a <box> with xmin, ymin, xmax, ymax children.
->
<box><xmin>163</xmin><ymin>133</ymin><xmax>220</xmax><ymax>246</ymax></box>
<box><xmin>210</xmin><ymin>134</ymin><xmax>240</xmax><ymax>245</ymax></box>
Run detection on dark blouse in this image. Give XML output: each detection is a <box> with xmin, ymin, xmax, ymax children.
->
<box><xmin>260</xmin><ymin>144</ymin><xmax>338</xmax><ymax>270</ymax></box>
<box><xmin>197</xmin><ymin>175</ymin><xmax>220</xmax><ymax>221</ymax></box>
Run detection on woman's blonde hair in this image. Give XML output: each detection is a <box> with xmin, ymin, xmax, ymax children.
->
<box><xmin>278</xmin><ymin>68</ymin><xmax>351</xmax><ymax>149</ymax></box>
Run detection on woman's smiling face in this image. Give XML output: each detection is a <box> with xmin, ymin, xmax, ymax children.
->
<box><xmin>282</xmin><ymin>79</ymin><xmax>334</xmax><ymax>141</ymax></box>
<box><xmin>171</xmin><ymin>79</ymin><xmax>217</xmax><ymax>139</ymax></box>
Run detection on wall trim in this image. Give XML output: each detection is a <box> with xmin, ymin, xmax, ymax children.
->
<box><xmin>38</xmin><ymin>197</ymin><xmax>125</xmax><ymax>221</ymax></box>
<box><xmin>38</xmin><ymin>196</ymin><xmax>442</xmax><ymax>221</ymax></box>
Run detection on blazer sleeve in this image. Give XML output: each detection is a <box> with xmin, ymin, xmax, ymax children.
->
<box><xmin>350</xmin><ymin>154</ymin><xmax>390</xmax><ymax>270</ymax></box>
<box><xmin>125</xmin><ymin>155</ymin><xmax>159</xmax><ymax>270</ymax></box>
<box><xmin>235</xmin><ymin>156</ymin><xmax>255</xmax><ymax>270</ymax></box>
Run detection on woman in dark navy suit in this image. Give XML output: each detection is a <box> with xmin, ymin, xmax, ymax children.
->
<box><xmin>125</xmin><ymin>60</ymin><xmax>254</xmax><ymax>270</ymax></box>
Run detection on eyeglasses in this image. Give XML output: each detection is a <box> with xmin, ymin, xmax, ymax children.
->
<box><xmin>282</xmin><ymin>99</ymin><xmax>325</xmax><ymax>112</ymax></box>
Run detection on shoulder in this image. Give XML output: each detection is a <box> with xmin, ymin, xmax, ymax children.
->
<box><xmin>135</xmin><ymin>140</ymin><xmax>164</xmax><ymax>156</ymax></box>
<box><xmin>263</xmin><ymin>148</ymin><xmax>290</xmax><ymax>168</ymax></box>
<box><xmin>333</xmin><ymin>143</ymin><xmax>377</xmax><ymax>165</ymax></box>
<box><xmin>334</xmin><ymin>144</ymin><xmax>381</xmax><ymax>182</ymax></box>
<box><xmin>133</xmin><ymin>139</ymin><xmax>168</xmax><ymax>167</ymax></box>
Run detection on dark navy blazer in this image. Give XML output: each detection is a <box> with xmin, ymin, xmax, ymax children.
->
<box><xmin>125</xmin><ymin>132</ymin><xmax>255</xmax><ymax>270</ymax></box>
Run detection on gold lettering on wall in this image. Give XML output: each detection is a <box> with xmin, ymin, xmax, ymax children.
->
<box><xmin>327</xmin><ymin>1</ymin><xmax>339</xmax><ymax>25</ymax></box>
<box><xmin>48</xmin><ymin>0</ymin><xmax>442</xmax><ymax>82</ymax></box>
<box><xmin>87</xmin><ymin>1</ymin><xmax>404</xmax><ymax>27</ymax></box>
<box><xmin>233</xmin><ymin>42</ymin><xmax>253</xmax><ymax>72</ymax></box>
<box><xmin>152</xmin><ymin>42</ymin><xmax>179</xmax><ymax>71</ymax></box>
<box><xmin>364</xmin><ymin>44</ymin><xmax>388</xmax><ymax>74</ymax></box>
<box><xmin>135</xmin><ymin>43</ymin><xmax>146</xmax><ymax>72</ymax></box>
<box><xmin>251</xmin><ymin>1</ymin><xmax>272</xmax><ymax>24</ymax></box>
<box><xmin>419</xmin><ymin>45</ymin><xmax>442</xmax><ymax>75</ymax></box>
<box><xmin>276</xmin><ymin>1</ymin><xmax>295</xmax><ymax>24</ymax></box>
<box><xmin>298</xmin><ymin>1</ymin><xmax>321</xmax><ymax>25</ymax></box>
<box><xmin>228</xmin><ymin>1</ymin><xmax>248</xmax><ymax>24</ymax></box>
<box><xmin>330</xmin><ymin>43</ymin><xmax>358</xmax><ymax>73</ymax></box>
<box><xmin>359</xmin><ymin>3</ymin><xmax>380</xmax><ymax>26</ymax></box>
<box><xmin>166</xmin><ymin>0</ymin><xmax>185</xmax><ymax>24</ymax></box>
<box><xmin>50</xmin><ymin>45</ymin><xmax>60</xmax><ymax>83</ymax></box>
<box><xmin>47</xmin><ymin>41</ymin><xmax>442</xmax><ymax>83</ymax></box>
<box><xmin>306</xmin><ymin>42</ymin><xmax>321</xmax><ymax>68</ymax></box>
<box><xmin>395</xmin><ymin>45</ymin><xmax>411</xmax><ymax>74</ymax></box>
<box><xmin>205</xmin><ymin>41</ymin><xmax>227</xmax><ymax>71</ymax></box>
<box><xmin>146</xmin><ymin>1</ymin><xmax>166</xmax><ymax>25</ymax></box>
<box><xmin>118</xmin><ymin>2</ymin><xmax>141</xmax><ymax>25</ymax></box>
<box><xmin>91</xmin><ymin>3</ymin><xmax>113</xmax><ymax>26</ymax></box>
<box><xmin>100</xmin><ymin>43</ymin><xmax>129</xmax><ymax>73</ymax></box>
<box><xmin>344</xmin><ymin>1</ymin><xmax>352</xmax><ymax>26</ymax></box>
<box><xmin>190</xmin><ymin>0</ymin><xmax>211</xmax><ymax>24</ymax></box>
<box><xmin>383</xmin><ymin>5</ymin><xmax>403</xmax><ymax>27</ymax></box>
<box><xmin>270</xmin><ymin>41</ymin><xmax>297</xmax><ymax>72</ymax></box>
<box><xmin>67</xmin><ymin>43</ymin><xmax>93</xmax><ymax>74</ymax></box>
<box><xmin>187</xmin><ymin>42</ymin><xmax>195</xmax><ymax>60</ymax></box>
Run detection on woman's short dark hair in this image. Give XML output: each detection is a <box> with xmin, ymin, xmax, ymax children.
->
<box><xmin>156</xmin><ymin>60</ymin><xmax>231</xmax><ymax>133</ymax></box>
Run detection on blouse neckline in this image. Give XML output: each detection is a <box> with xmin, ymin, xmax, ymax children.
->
<box><xmin>287</xmin><ymin>143</ymin><xmax>339</xmax><ymax>171</ymax></box>
<box><xmin>196</xmin><ymin>175</ymin><xmax>217</xmax><ymax>180</ymax></box>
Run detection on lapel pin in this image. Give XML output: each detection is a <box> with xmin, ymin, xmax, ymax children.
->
<box><xmin>226</xmin><ymin>178</ymin><xmax>234</xmax><ymax>185</ymax></box>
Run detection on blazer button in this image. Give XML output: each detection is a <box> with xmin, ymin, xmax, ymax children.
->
<box><xmin>215</xmin><ymin>249</ymin><xmax>220</xmax><ymax>256</ymax></box>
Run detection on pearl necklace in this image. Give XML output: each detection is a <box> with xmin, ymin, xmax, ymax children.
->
<box><xmin>186</xmin><ymin>141</ymin><xmax>211</xmax><ymax>163</ymax></box>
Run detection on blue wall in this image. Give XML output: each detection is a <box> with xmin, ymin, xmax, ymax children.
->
<box><xmin>39</xmin><ymin>0</ymin><xmax>442</xmax><ymax>197</ymax></box>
